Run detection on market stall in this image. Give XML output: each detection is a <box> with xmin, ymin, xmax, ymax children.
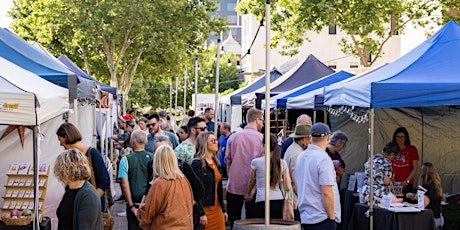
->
<box><xmin>0</xmin><ymin>57</ymin><xmax>69</xmax><ymax>229</ymax></box>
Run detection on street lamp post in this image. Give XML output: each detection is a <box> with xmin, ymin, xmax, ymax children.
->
<box><xmin>184</xmin><ymin>68</ymin><xmax>188</xmax><ymax>116</ymax></box>
<box><xmin>195</xmin><ymin>58</ymin><xmax>199</xmax><ymax>113</ymax></box>
<box><xmin>214</xmin><ymin>39</ymin><xmax>221</xmax><ymax>134</ymax></box>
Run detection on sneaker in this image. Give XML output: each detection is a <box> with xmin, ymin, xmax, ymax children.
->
<box><xmin>117</xmin><ymin>211</ymin><xmax>127</xmax><ymax>217</ymax></box>
<box><xmin>115</xmin><ymin>195</ymin><xmax>126</xmax><ymax>202</ymax></box>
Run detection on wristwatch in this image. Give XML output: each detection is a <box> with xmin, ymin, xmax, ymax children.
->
<box><xmin>405</xmin><ymin>180</ymin><xmax>410</xmax><ymax>184</ymax></box>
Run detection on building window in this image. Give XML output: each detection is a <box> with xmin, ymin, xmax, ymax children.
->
<box><xmin>328</xmin><ymin>65</ymin><xmax>337</xmax><ymax>69</ymax></box>
<box><xmin>227</xmin><ymin>15</ymin><xmax>237</xmax><ymax>24</ymax></box>
<box><xmin>350</xmin><ymin>62</ymin><xmax>359</xmax><ymax>68</ymax></box>
<box><xmin>329</xmin><ymin>25</ymin><xmax>337</xmax><ymax>34</ymax></box>
<box><xmin>227</xmin><ymin>3</ymin><xmax>236</xmax><ymax>10</ymax></box>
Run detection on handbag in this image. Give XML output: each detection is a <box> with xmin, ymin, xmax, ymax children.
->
<box><xmin>87</xmin><ymin>148</ymin><xmax>114</xmax><ymax>230</ymax></box>
<box><xmin>279</xmin><ymin>177</ymin><xmax>294</xmax><ymax>220</ymax></box>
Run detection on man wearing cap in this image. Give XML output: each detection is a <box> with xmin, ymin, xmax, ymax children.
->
<box><xmin>283</xmin><ymin>123</ymin><xmax>311</xmax><ymax>221</ymax></box>
<box><xmin>296</xmin><ymin>122</ymin><xmax>340</xmax><ymax>230</ymax></box>
<box><xmin>281</xmin><ymin>114</ymin><xmax>312</xmax><ymax>158</ymax></box>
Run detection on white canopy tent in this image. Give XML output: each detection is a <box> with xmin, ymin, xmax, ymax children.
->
<box><xmin>0</xmin><ymin>57</ymin><xmax>69</xmax><ymax>229</ymax></box>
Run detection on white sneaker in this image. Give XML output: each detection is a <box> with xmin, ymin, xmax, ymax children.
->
<box><xmin>117</xmin><ymin>211</ymin><xmax>127</xmax><ymax>217</ymax></box>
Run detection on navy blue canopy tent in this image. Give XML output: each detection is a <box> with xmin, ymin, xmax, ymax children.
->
<box><xmin>253</xmin><ymin>54</ymin><xmax>334</xmax><ymax>109</ymax></box>
<box><xmin>0</xmin><ymin>28</ymin><xmax>78</xmax><ymax>100</ymax></box>
<box><xmin>219</xmin><ymin>67</ymin><xmax>283</xmax><ymax>106</ymax></box>
<box><xmin>268</xmin><ymin>70</ymin><xmax>355</xmax><ymax>109</ymax></box>
<box><xmin>58</xmin><ymin>54</ymin><xmax>117</xmax><ymax>96</ymax></box>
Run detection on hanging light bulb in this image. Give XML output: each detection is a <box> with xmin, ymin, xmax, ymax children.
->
<box><xmin>260</xmin><ymin>19</ymin><xmax>265</xmax><ymax>31</ymax></box>
<box><xmin>236</xmin><ymin>60</ymin><xmax>241</xmax><ymax>68</ymax></box>
<box><xmin>227</xmin><ymin>58</ymin><xmax>232</xmax><ymax>66</ymax></box>
<box><xmin>209</xmin><ymin>70</ymin><xmax>213</xmax><ymax>77</ymax></box>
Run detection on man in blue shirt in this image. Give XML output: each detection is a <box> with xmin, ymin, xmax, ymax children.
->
<box><xmin>218</xmin><ymin>122</ymin><xmax>232</xmax><ymax>178</ymax></box>
<box><xmin>145</xmin><ymin>113</ymin><xmax>179</xmax><ymax>153</ymax></box>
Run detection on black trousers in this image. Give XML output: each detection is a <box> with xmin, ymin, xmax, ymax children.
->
<box><xmin>252</xmin><ymin>199</ymin><xmax>284</xmax><ymax>219</ymax></box>
<box><xmin>226</xmin><ymin>192</ymin><xmax>257</xmax><ymax>229</ymax></box>
<box><xmin>126</xmin><ymin>204</ymin><xmax>141</xmax><ymax>230</ymax></box>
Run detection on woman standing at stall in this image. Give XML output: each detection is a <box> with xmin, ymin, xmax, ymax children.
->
<box><xmin>55</xmin><ymin>149</ymin><xmax>103</xmax><ymax>229</ymax></box>
<box><xmin>191</xmin><ymin>132</ymin><xmax>228</xmax><ymax>229</ymax></box>
<box><xmin>392</xmin><ymin>127</ymin><xmax>419</xmax><ymax>199</ymax></box>
<box><xmin>56</xmin><ymin>122</ymin><xmax>111</xmax><ymax>212</ymax></box>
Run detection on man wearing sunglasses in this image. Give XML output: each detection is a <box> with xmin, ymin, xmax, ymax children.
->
<box><xmin>175</xmin><ymin>117</ymin><xmax>207</xmax><ymax>163</ymax></box>
<box><xmin>145</xmin><ymin>113</ymin><xmax>179</xmax><ymax>153</ymax></box>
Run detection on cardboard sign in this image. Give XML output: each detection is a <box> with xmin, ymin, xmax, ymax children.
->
<box><xmin>348</xmin><ymin>175</ymin><xmax>357</xmax><ymax>191</ymax></box>
<box><xmin>418</xmin><ymin>190</ymin><xmax>425</xmax><ymax>209</ymax></box>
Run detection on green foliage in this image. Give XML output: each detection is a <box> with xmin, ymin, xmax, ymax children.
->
<box><xmin>237</xmin><ymin>0</ymin><xmax>440</xmax><ymax>66</ymax></box>
<box><xmin>8</xmin><ymin>0</ymin><xmax>227</xmax><ymax>100</ymax></box>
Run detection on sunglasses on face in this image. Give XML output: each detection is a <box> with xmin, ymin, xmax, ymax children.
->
<box><xmin>210</xmin><ymin>138</ymin><xmax>217</xmax><ymax>144</ymax></box>
<box><xmin>195</xmin><ymin>126</ymin><xmax>207</xmax><ymax>131</ymax></box>
<box><xmin>146</xmin><ymin>122</ymin><xmax>157</xmax><ymax>128</ymax></box>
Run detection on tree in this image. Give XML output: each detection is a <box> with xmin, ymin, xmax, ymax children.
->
<box><xmin>127</xmin><ymin>43</ymin><xmax>240</xmax><ymax>111</ymax></box>
<box><xmin>9</xmin><ymin>0</ymin><xmax>226</xmax><ymax>96</ymax></box>
<box><xmin>237</xmin><ymin>0</ymin><xmax>440</xmax><ymax>66</ymax></box>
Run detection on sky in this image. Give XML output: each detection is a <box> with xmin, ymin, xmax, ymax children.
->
<box><xmin>0</xmin><ymin>0</ymin><xmax>13</xmax><ymax>28</ymax></box>
<box><xmin>0</xmin><ymin>0</ymin><xmax>435</xmax><ymax>56</ymax></box>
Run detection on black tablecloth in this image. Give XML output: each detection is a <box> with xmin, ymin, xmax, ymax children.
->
<box><xmin>340</xmin><ymin>190</ymin><xmax>359</xmax><ymax>230</ymax></box>
<box><xmin>0</xmin><ymin>217</ymin><xmax>50</xmax><ymax>230</ymax></box>
<box><xmin>349</xmin><ymin>203</ymin><xmax>436</xmax><ymax>230</ymax></box>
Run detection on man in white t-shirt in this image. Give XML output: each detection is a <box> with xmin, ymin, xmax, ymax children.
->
<box><xmin>296</xmin><ymin>123</ymin><xmax>341</xmax><ymax>230</ymax></box>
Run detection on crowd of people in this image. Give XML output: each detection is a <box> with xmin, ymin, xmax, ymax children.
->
<box><xmin>50</xmin><ymin>107</ymin><xmax>444</xmax><ymax>230</ymax></box>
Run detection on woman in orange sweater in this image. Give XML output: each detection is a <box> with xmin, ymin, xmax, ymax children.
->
<box><xmin>138</xmin><ymin>145</ymin><xmax>194</xmax><ymax>230</ymax></box>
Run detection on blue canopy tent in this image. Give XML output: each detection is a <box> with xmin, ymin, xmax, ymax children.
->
<box><xmin>58</xmin><ymin>54</ymin><xmax>117</xmax><ymax>96</ymax></box>
<box><xmin>324</xmin><ymin>20</ymin><xmax>460</xmax><ymax>200</ymax></box>
<box><xmin>0</xmin><ymin>28</ymin><xmax>78</xmax><ymax>100</ymax></box>
<box><xmin>266</xmin><ymin>70</ymin><xmax>355</xmax><ymax>109</ymax></box>
<box><xmin>219</xmin><ymin>67</ymin><xmax>283</xmax><ymax>130</ymax></box>
<box><xmin>250</xmin><ymin>54</ymin><xmax>334</xmax><ymax>109</ymax></box>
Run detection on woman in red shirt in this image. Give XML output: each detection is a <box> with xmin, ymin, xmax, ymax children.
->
<box><xmin>392</xmin><ymin>127</ymin><xmax>419</xmax><ymax>201</ymax></box>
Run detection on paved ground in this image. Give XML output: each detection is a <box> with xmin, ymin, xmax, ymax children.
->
<box><xmin>110</xmin><ymin>181</ymin><xmax>128</xmax><ymax>230</ymax></box>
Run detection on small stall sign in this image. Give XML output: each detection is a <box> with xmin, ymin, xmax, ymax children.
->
<box><xmin>0</xmin><ymin>102</ymin><xmax>19</xmax><ymax>111</ymax></box>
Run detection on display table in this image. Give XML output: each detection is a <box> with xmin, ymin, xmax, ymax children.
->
<box><xmin>340</xmin><ymin>190</ymin><xmax>359</xmax><ymax>230</ymax></box>
<box><xmin>0</xmin><ymin>217</ymin><xmax>50</xmax><ymax>230</ymax></box>
<box><xmin>349</xmin><ymin>203</ymin><xmax>436</xmax><ymax>230</ymax></box>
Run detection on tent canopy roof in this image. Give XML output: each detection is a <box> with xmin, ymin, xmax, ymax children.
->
<box><xmin>0</xmin><ymin>28</ymin><xmax>77</xmax><ymax>100</ymax></box>
<box><xmin>220</xmin><ymin>67</ymin><xmax>283</xmax><ymax>105</ymax></box>
<box><xmin>0</xmin><ymin>57</ymin><xmax>69</xmax><ymax>125</ymax></box>
<box><xmin>269</xmin><ymin>70</ymin><xmax>354</xmax><ymax>109</ymax></box>
<box><xmin>58</xmin><ymin>55</ymin><xmax>117</xmax><ymax>96</ymax></box>
<box><xmin>325</xmin><ymin>20</ymin><xmax>460</xmax><ymax>108</ymax></box>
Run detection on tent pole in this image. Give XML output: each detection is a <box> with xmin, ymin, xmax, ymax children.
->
<box><xmin>369</xmin><ymin>108</ymin><xmax>375</xmax><ymax>230</ymax></box>
<box><xmin>32</xmin><ymin>126</ymin><xmax>39</xmax><ymax>230</ymax></box>
<box><xmin>284</xmin><ymin>109</ymin><xmax>288</xmax><ymax>139</ymax></box>
<box><xmin>323</xmin><ymin>107</ymin><xmax>327</xmax><ymax>124</ymax></box>
<box><xmin>313</xmin><ymin>110</ymin><xmax>317</xmax><ymax>124</ymax></box>
<box><xmin>264</xmin><ymin>0</ymin><xmax>271</xmax><ymax>225</ymax></box>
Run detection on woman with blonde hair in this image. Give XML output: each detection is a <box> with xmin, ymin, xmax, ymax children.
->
<box><xmin>138</xmin><ymin>145</ymin><xmax>194</xmax><ymax>230</ymax></box>
<box><xmin>55</xmin><ymin>149</ymin><xmax>103</xmax><ymax>229</ymax></box>
<box><xmin>191</xmin><ymin>132</ymin><xmax>228</xmax><ymax>229</ymax></box>
<box><xmin>407</xmin><ymin>162</ymin><xmax>444</xmax><ymax>228</ymax></box>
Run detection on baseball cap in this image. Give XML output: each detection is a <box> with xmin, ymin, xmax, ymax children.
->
<box><xmin>119</xmin><ymin>114</ymin><xmax>134</xmax><ymax>122</ymax></box>
<box><xmin>310</xmin><ymin>122</ymin><xmax>331</xmax><ymax>137</ymax></box>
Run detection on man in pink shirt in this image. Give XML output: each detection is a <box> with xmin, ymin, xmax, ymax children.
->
<box><xmin>225</xmin><ymin>108</ymin><xmax>264</xmax><ymax>228</ymax></box>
